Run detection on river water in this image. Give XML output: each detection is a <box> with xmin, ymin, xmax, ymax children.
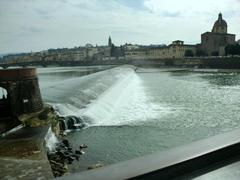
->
<box><xmin>38</xmin><ymin>65</ymin><xmax>240</xmax><ymax>172</ymax></box>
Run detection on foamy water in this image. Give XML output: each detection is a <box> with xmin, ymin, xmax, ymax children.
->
<box><xmin>83</xmin><ymin>71</ymin><xmax>172</xmax><ymax>126</ymax></box>
<box><xmin>45</xmin><ymin>127</ymin><xmax>59</xmax><ymax>152</ymax></box>
<box><xmin>41</xmin><ymin>66</ymin><xmax>173</xmax><ymax>127</ymax></box>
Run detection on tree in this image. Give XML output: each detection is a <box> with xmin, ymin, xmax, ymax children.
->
<box><xmin>225</xmin><ymin>44</ymin><xmax>240</xmax><ymax>56</ymax></box>
<box><xmin>211</xmin><ymin>51</ymin><xmax>219</xmax><ymax>56</ymax></box>
<box><xmin>196</xmin><ymin>49</ymin><xmax>207</xmax><ymax>57</ymax></box>
<box><xmin>184</xmin><ymin>50</ymin><xmax>194</xmax><ymax>57</ymax></box>
<box><xmin>110</xmin><ymin>44</ymin><xmax>115</xmax><ymax>57</ymax></box>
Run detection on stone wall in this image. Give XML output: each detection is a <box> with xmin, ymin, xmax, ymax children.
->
<box><xmin>131</xmin><ymin>57</ymin><xmax>240</xmax><ymax>68</ymax></box>
<box><xmin>0</xmin><ymin>68</ymin><xmax>43</xmax><ymax>117</ymax></box>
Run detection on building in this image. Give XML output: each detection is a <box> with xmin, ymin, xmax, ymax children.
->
<box><xmin>125</xmin><ymin>40</ymin><xmax>196</xmax><ymax>60</ymax></box>
<box><xmin>108</xmin><ymin>36</ymin><xmax>112</xmax><ymax>47</ymax></box>
<box><xmin>125</xmin><ymin>48</ymin><xmax>148</xmax><ymax>60</ymax></box>
<box><xmin>200</xmin><ymin>13</ymin><xmax>236</xmax><ymax>56</ymax></box>
<box><xmin>123</xmin><ymin>44</ymin><xmax>140</xmax><ymax>51</ymax></box>
<box><xmin>93</xmin><ymin>46</ymin><xmax>111</xmax><ymax>60</ymax></box>
<box><xmin>149</xmin><ymin>40</ymin><xmax>196</xmax><ymax>59</ymax></box>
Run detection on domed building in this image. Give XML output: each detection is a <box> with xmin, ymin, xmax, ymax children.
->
<box><xmin>200</xmin><ymin>13</ymin><xmax>236</xmax><ymax>56</ymax></box>
<box><xmin>212</xmin><ymin>13</ymin><xmax>227</xmax><ymax>34</ymax></box>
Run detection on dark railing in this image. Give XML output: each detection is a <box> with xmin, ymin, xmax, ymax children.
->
<box><xmin>58</xmin><ymin>128</ymin><xmax>240</xmax><ymax>180</ymax></box>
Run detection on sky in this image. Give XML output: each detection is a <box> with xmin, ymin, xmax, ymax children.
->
<box><xmin>0</xmin><ymin>0</ymin><xmax>239</xmax><ymax>54</ymax></box>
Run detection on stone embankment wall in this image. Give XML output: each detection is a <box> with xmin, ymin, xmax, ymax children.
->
<box><xmin>131</xmin><ymin>57</ymin><xmax>240</xmax><ymax>68</ymax></box>
<box><xmin>1</xmin><ymin>57</ymin><xmax>240</xmax><ymax>69</ymax></box>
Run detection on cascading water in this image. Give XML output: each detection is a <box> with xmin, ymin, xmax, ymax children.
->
<box><xmin>45</xmin><ymin>127</ymin><xmax>59</xmax><ymax>152</ymax></box>
<box><xmin>82</xmin><ymin>69</ymin><xmax>172</xmax><ymax>126</ymax></box>
<box><xmin>40</xmin><ymin>66</ymin><xmax>172</xmax><ymax>131</ymax></box>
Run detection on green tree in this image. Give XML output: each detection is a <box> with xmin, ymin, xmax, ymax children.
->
<box><xmin>110</xmin><ymin>44</ymin><xmax>115</xmax><ymax>57</ymax></box>
<box><xmin>196</xmin><ymin>49</ymin><xmax>207</xmax><ymax>57</ymax></box>
<box><xmin>225</xmin><ymin>44</ymin><xmax>240</xmax><ymax>55</ymax></box>
<box><xmin>211</xmin><ymin>51</ymin><xmax>219</xmax><ymax>56</ymax></box>
<box><xmin>184</xmin><ymin>50</ymin><xmax>194</xmax><ymax>57</ymax></box>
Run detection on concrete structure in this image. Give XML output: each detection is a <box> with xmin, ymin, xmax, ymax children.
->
<box><xmin>0</xmin><ymin>126</ymin><xmax>53</xmax><ymax>179</ymax></box>
<box><xmin>200</xmin><ymin>13</ymin><xmax>236</xmax><ymax>56</ymax></box>
<box><xmin>0</xmin><ymin>68</ymin><xmax>43</xmax><ymax>118</ymax></box>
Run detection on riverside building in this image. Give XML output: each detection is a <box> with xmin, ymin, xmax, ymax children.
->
<box><xmin>200</xmin><ymin>13</ymin><xmax>236</xmax><ymax>56</ymax></box>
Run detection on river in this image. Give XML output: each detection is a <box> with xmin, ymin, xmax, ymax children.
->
<box><xmin>38</xmin><ymin>65</ymin><xmax>240</xmax><ymax>172</ymax></box>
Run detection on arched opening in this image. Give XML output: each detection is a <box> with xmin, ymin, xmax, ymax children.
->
<box><xmin>0</xmin><ymin>87</ymin><xmax>11</xmax><ymax>118</ymax></box>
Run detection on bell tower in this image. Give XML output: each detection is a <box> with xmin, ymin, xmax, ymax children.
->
<box><xmin>108</xmin><ymin>36</ymin><xmax>112</xmax><ymax>47</ymax></box>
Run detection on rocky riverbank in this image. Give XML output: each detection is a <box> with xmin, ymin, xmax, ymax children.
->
<box><xmin>47</xmin><ymin>139</ymin><xmax>87</xmax><ymax>177</ymax></box>
<box><xmin>0</xmin><ymin>104</ymin><xmax>64</xmax><ymax>179</ymax></box>
<box><xmin>0</xmin><ymin>104</ymin><xmax>90</xmax><ymax>178</ymax></box>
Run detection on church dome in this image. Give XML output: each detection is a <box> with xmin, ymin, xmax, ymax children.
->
<box><xmin>212</xmin><ymin>13</ymin><xmax>228</xmax><ymax>34</ymax></box>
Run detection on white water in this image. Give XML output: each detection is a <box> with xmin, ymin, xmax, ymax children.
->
<box><xmin>42</xmin><ymin>66</ymin><xmax>173</xmax><ymax>127</ymax></box>
<box><xmin>45</xmin><ymin>127</ymin><xmax>59</xmax><ymax>152</ymax></box>
<box><xmin>83</xmin><ymin>70</ymin><xmax>172</xmax><ymax>126</ymax></box>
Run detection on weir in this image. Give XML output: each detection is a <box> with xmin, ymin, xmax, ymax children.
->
<box><xmin>46</xmin><ymin>66</ymin><xmax>163</xmax><ymax>127</ymax></box>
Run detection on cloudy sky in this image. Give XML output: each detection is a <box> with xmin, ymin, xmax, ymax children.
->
<box><xmin>0</xmin><ymin>0</ymin><xmax>239</xmax><ymax>54</ymax></box>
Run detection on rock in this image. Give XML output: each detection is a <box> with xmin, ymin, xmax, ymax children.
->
<box><xmin>73</xmin><ymin>154</ymin><xmax>80</xmax><ymax>161</ymax></box>
<box><xmin>47</xmin><ymin>137</ymin><xmax>88</xmax><ymax>177</ymax></box>
<box><xmin>79</xmin><ymin>144</ymin><xmax>88</xmax><ymax>149</ymax></box>
<box><xmin>87</xmin><ymin>163</ymin><xmax>103</xmax><ymax>170</ymax></box>
<box><xmin>75</xmin><ymin>150</ymin><xmax>82</xmax><ymax>155</ymax></box>
<box><xmin>38</xmin><ymin>111</ymin><xmax>48</xmax><ymax>120</ymax></box>
<box><xmin>50</xmin><ymin>160</ymin><xmax>64</xmax><ymax>167</ymax></box>
<box><xmin>67</xmin><ymin>156</ymin><xmax>75</xmax><ymax>164</ymax></box>
<box><xmin>67</xmin><ymin>147</ymin><xmax>73</xmax><ymax>152</ymax></box>
<box><xmin>81</xmin><ymin>151</ymin><xmax>85</xmax><ymax>155</ymax></box>
<box><xmin>59</xmin><ymin>144</ymin><xmax>67</xmax><ymax>148</ymax></box>
<box><xmin>63</xmin><ymin>164</ymin><xmax>68</xmax><ymax>171</ymax></box>
<box><xmin>63</xmin><ymin>151</ymin><xmax>70</xmax><ymax>156</ymax></box>
<box><xmin>62</xmin><ymin>139</ymin><xmax>69</xmax><ymax>147</ymax></box>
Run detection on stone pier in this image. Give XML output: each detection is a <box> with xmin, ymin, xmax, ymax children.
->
<box><xmin>0</xmin><ymin>68</ymin><xmax>56</xmax><ymax>179</ymax></box>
